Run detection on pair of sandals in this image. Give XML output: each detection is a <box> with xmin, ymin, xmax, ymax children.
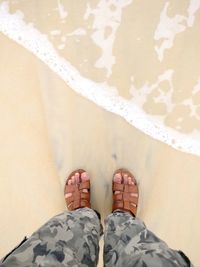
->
<box><xmin>64</xmin><ymin>168</ymin><xmax>139</xmax><ymax>216</ymax></box>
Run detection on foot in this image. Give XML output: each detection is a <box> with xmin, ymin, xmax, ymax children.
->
<box><xmin>64</xmin><ymin>169</ymin><xmax>91</xmax><ymax>211</ymax></box>
<box><xmin>112</xmin><ymin>169</ymin><xmax>139</xmax><ymax>216</ymax></box>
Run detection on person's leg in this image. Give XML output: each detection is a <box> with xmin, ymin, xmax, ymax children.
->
<box><xmin>2</xmin><ymin>208</ymin><xmax>101</xmax><ymax>267</ymax></box>
<box><xmin>103</xmin><ymin>169</ymin><xmax>193</xmax><ymax>267</ymax></box>
<box><xmin>1</xmin><ymin>170</ymin><xmax>102</xmax><ymax>267</ymax></box>
<box><xmin>104</xmin><ymin>211</ymin><xmax>192</xmax><ymax>267</ymax></box>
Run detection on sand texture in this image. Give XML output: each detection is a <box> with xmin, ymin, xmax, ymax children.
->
<box><xmin>0</xmin><ymin>1</ymin><xmax>200</xmax><ymax>266</ymax></box>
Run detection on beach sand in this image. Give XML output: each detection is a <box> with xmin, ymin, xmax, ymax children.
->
<box><xmin>0</xmin><ymin>32</ymin><xmax>200</xmax><ymax>266</ymax></box>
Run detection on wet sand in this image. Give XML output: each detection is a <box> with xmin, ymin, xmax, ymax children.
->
<box><xmin>0</xmin><ymin>33</ymin><xmax>200</xmax><ymax>266</ymax></box>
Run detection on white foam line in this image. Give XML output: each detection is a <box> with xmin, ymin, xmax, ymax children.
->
<box><xmin>0</xmin><ymin>2</ymin><xmax>200</xmax><ymax>156</ymax></box>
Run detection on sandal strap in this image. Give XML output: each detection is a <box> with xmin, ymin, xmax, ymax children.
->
<box><xmin>79</xmin><ymin>180</ymin><xmax>90</xmax><ymax>190</ymax></box>
<box><xmin>65</xmin><ymin>180</ymin><xmax>91</xmax><ymax>211</ymax></box>
<box><xmin>65</xmin><ymin>184</ymin><xmax>77</xmax><ymax>193</ymax></box>
<box><xmin>65</xmin><ymin>192</ymin><xmax>90</xmax><ymax>210</ymax></box>
<box><xmin>112</xmin><ymin>169</ymin><xmax>139</xmax><ymax>216</ymax></box>
<box><xmin>113</xmin><ymin>182</ymin><xmax>138</xmax><ymax>193</ymax></box>
<box><xmin>113</xmin><ymin>192</ymin><xmax>138</xmax><ymax>204</ymax></box>
<box><xmin>113</xmin><ymin>183</ymin><xmax>124</xmax><ymax>191</ymax></box>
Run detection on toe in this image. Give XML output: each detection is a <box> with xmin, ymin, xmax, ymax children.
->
<box><xmin>124</xmin><ymin>174</ymin><xmax>128</xmax><ymax>184</ymax></box>
<box><xmin>71</xmin><ymin>176</ymin><xmax>75</xmax><ymax>185</ymax></box>
<box><xmin>114</xmin><ymin>173</ymin><xmax>122</xmax><ymax>195</ymax></box>
<box><xmin>114</xmin><ymin>173</ymin><xmax>122</xmax><ymax>184</ymax></box>
<box><xmin>65</xmin><ymin>179</ymin><xmax>72</xmax><ymax>198</ymax></box>
<box><xmin>81</xmin><ymin>171</ymin><xmax>89</xmax><ymax>181</ymax></box>
<box><xmin>128</xmin><ymin>176</ymin><xmax>134</xmax><ymax>185</ymax></box>
<box><xmin>75</xmin><ymin>172</ymin><xmax>80</xmax><ymax>184</ymax></box>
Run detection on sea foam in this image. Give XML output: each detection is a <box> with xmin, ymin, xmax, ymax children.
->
<box><xmin>0</xmin><ymin>1</ymin><xmax>199</xmax><ymax>156</ymax></box>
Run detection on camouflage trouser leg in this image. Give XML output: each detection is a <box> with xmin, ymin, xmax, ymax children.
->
<box><xmin>1</xmin><ymin>208</ymin><xmax>101</xmax><ymax>267</ymax></box>
<box><xmin>104</xmin><ymin>211</ymin><xmax>192</xmax><ymax>267</ymax></box>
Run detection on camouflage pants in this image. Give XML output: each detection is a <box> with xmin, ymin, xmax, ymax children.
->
<box><xmin>104</xmin><ymin>211</ymin><xmax>192</xmax><ymax>267</ymax></box>
<box><xmin>1</xmin><ymin>208</ymin><xmax>192</xmax><ymax>267</ymax></box>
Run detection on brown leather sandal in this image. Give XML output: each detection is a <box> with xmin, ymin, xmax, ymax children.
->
<box><xmin>112</xmin><ymin>168</ymin><xmax>139</xmax><ymax>216</ymax></box>
<box><xmin>64</xmin><ymin>169</ymin><xmax>91</xmax><ymax>211</ymax></box>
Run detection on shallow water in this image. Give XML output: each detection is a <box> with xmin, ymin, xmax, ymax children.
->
<box><xmin>0</xmin><ymin>0</ymin><xmax>200</xmax><ymax>155</ymax></box>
